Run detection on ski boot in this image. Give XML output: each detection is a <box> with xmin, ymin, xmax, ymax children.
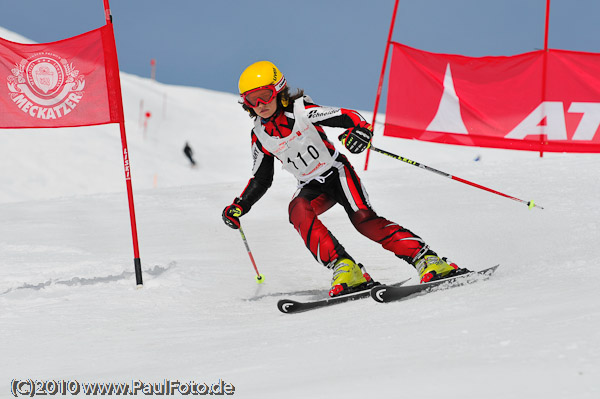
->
<box><xmin>329</xmin><ymin>258</ymin><xmax>377</xmax><ymax>297</ymax></box>
<box><xmin>413</xmin><ymin>251</ymin><xmax>470</xmax><ymax>284</ymax></box>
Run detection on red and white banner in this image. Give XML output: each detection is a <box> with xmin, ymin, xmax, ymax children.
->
<box><xmin>384</xmin><ymin>42</ymin><xmax>600</xmax><ymax>153</ymax></box>
<box><xmin>1</xmin><ymin>8</ymin><xmax>142</xmax><ymax>286</ymax></box>
<box><xmin>1</xmin><ymin>25</ymin><xmax>122</xmax><ymax>128</ymax></box>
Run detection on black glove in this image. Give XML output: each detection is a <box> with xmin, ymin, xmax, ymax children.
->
<box><xmin>222</xmin><ymin>199</ymin><xmax>244</xmax><ymax>229</ymax></box>
<box><xmin>339</xmin><ymin>123</ymin><xmax>373</xmax><ymax>154</ymax></box>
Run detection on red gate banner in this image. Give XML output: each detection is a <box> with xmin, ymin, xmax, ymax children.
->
<box><xmin>1</xmin><ymin>25</ymin><xmax>122</xmax><ymax>128</ymax></box>
<box><xmin>1</xmin><ymin>6</ymin><xmax>143</xmax><ymax>286</ymax></box>
<box><xmin>384</xmin><ymin>42</ymin><xmax>600</xmax><ymax>153</ymax></box>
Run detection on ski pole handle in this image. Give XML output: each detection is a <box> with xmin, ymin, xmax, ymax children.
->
<box><xmin>366</xmin><ymin>143</ymin><xmax>544</xmax><ymax>210</ymax></box>
<box><xmin>238</xmin><ymin>224</ymin><xmax>265</xmax><ymax>283</ymax></box>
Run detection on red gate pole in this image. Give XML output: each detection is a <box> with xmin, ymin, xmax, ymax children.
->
<box><xmin>540</xmin><ymin>0</ymin><xmax>551</xmax><ymax>158</ymax></box>
<box><xmin>104</xmin><ymin>0</ymin><xmax>144</xmax><ymax>286</ymax></box>
<box><xmin>364</xmin><ymin>0</ymin><xmax>400</xmax><ymax>171</ymax></box>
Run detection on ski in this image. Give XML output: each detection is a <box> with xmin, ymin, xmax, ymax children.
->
<box><xmin>277</xmin><ymin>278</ymin><xmax>410</xmax><ymax>314</ymax></box>
<box><xmin>371</xmin><ymin>264</ymin><xmax>500</xmax><ymax>304</ymax></box>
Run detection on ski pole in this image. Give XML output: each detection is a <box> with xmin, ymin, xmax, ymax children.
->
<box><xmin>238</xmin><ymin>224</ymin><xmax>265</xmax><ymax>283</ymax></box>
<box><xmin>367</xmin><ymin>144</ymin><xmax>544</xmax><ymax>210</ymax></box>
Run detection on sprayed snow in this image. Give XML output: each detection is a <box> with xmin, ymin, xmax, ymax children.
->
<box><xmin>1</xmin><ymin>27</ymin><xmax>599</xmax><ymax>399</ymax></box>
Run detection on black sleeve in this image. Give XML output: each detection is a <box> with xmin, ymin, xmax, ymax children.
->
<box><xmin>235</xmin><ymin>135</ymin><xmax>275</xmax><ymax>213</ymax></box>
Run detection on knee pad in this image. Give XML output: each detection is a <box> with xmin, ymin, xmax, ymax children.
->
<box><xmin>350</xmin><ymin>209</ymin><xmax>378</xmax><ymax>227</ymax></box>
<box><xmin>288</xmin><ymin>196</ymin><xmax>312</xmax><ymax>226</ymax></box>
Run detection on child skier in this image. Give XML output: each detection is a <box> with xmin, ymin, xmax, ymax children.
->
<box><xmin>222</xmin><ymin>61</ymin><xmax>467</xmax><ymax>296</ymax></box>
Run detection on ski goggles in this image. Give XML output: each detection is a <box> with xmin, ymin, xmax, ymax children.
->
<box><xmin>241</xmin><ymin>85</ymin><xmax>277</xmax><ymax>107</ymax></box>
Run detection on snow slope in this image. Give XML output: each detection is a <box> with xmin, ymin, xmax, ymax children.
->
<box><xmin>1</xmin><ymin>26</ymin><xmax>599</xmax><ymax>399</ymax></box>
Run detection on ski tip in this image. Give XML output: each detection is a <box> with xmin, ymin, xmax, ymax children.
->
<box><xmin>484</xmin><ymin>264</ymin><xmax>500</xmax><ymax>274</ymax></box>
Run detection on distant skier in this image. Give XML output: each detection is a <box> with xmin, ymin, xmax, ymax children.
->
<box><xmin>183</xmin><ymin>141</ymin><xmax>196</xmax><ymax>167</ymax></box>
<box><xmin>222</xmin><ymin>61</ymin><xmax>468</xmax><ymax>297</ymax></box>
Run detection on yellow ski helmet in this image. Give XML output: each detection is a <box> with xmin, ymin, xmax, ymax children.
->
<box><xmin>238</xmin><ymin>61</ymin><xmax>286</xmax><ymax>95</ymax></box>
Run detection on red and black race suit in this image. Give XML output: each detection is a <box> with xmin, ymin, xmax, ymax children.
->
<box><xmin>236</xmin><ymin>96</ymin><xmax>425</xmax><ymax>267</ymax></box>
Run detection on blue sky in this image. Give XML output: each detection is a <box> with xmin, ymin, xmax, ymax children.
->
<box><xmin>3</xmin><ymin>0</ymin><xmax>600</xmax><ymax>112</ymax></box>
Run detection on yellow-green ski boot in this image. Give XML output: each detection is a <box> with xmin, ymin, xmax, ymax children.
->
<box><xmin>329</xmin><ymin>258</ymin><xmax>372</xmax><ymax>297</ymax></box>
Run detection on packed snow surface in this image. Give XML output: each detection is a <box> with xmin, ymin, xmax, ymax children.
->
<box><xmin>1</xmin><ymin>26</ymin><xmax>598</xmax><ymax>399</ymax></box>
